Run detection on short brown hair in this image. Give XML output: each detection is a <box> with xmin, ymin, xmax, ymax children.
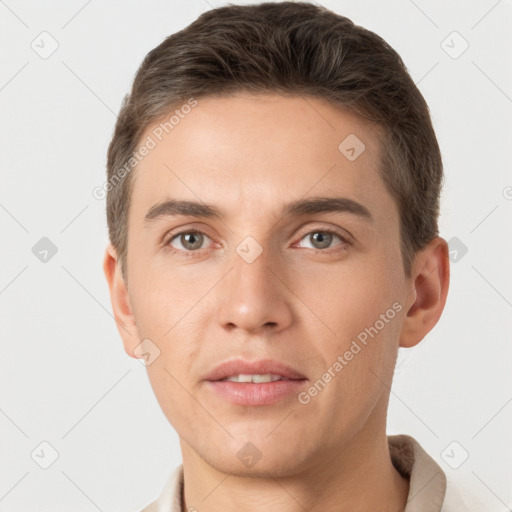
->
<box><xmin>106</xmin><ymin>1</ymin><xmax>443</xmax><ymax>280</ymax></box>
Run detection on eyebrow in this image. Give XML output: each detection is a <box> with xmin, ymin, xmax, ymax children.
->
<box><xmin>144</xmin><ymin>196</ymin><xmax>373</xmax><ymax>223</ymax></box>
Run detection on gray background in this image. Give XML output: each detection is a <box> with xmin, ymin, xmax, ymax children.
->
<box><xmin>1</xmin><ymin>0</ymin><xmax>511</xmax><ymax>510</ymax></box>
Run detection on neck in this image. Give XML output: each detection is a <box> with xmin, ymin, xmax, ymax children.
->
<box><xmin>180</xmin><ymin>417</ymin><xmax>410</xmax><ymax>512</ymax></box>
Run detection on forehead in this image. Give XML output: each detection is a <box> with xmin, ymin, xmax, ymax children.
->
<box><xmin>129</xmin><ymin>93</ymin><xmax>397</xmax><ymax>229</ymax></box>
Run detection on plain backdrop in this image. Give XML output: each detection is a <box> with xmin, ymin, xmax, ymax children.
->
<box><xmin>0</xmin><ymin>1</ymin><xmax>511</xmax><ymax>511</ymax></box>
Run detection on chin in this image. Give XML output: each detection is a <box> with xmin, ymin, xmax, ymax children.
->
<box><xmin>205</xmin><ymin>452</ymin><xmax>307</xmax><ymax>479</ymax></box>
<box><xmin>195</xmin><ymin>434</ymin><xmax>313</xmax><ymax>479</ymax></box>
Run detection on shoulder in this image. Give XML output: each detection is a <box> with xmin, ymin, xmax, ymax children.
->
<box><xmin>388</xmin><ymin>434</ymin><xmax>494</xmax><ymax>512</ymax></box>
<box><xmin>139</xmin><ymin>465</ymin><xmax>184</xmax><ymax>512</ymax></box>
<box><xmin>442</xmin><ymin>473</ymin><xmax>499</xmax><ymax>511</ymax></box>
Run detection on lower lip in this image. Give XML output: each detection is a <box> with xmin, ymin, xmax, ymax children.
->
<box><xmin>206</xmin><ymin>379</ymin><xmax>307</xmax><ymax>406</ymax></box>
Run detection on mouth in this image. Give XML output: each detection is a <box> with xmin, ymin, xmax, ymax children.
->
<box><xmin>219</xmin><ymin>374</ymin><xmax>294</xmax><ymax>383</ymax></box>
<box><xmin>204</xmin><ymin>358</ymin><xmax>307</xmax><ymax>382</ymax></box>
<box><xmin>204</xmin><ymin>359</ymin><xmax>308</xmax><ymax>406</ymax></box>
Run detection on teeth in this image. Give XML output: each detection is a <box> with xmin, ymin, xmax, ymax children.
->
<box><xmin>223</xmin><ymin>374</ymin><xmax>288</xmax><ymax>383</ymax></box>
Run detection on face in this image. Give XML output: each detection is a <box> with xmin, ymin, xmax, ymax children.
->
<box><xmin>106</xmin><ymin>93</ymin><xmax>442</xmax><ymax>478</ymax></box>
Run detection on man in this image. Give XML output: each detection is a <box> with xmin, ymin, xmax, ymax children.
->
<box><xmin>103</xmin><ymin>2</ymin><xmax>466</xmax><ymax>510</ymax></box>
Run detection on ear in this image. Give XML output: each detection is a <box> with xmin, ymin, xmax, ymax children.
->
<box><xmin>103</xmin><ymin>244</ymin><xmax>139</xmax><ymax>358</ymax></box>
<box><xmin>399</xmin><ymin>237</ymin><xmax>450</xmax><ymax>348</ymax></box>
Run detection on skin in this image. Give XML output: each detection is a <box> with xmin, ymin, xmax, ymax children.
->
<box><xmin>104</xmin><ymin>92</ymin><xmax>450</xmax><ymax>512</ymax></box>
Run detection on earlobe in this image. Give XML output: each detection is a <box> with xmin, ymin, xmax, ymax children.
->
<box><xmin>103</xmin><ymin>244</ymin><xmax>139</xmax><ymax>358</ymax></box>
<box><xmin>399</xmin><ymin>237</ymin><xmax>450</xmax><ymax>348</ymax></box>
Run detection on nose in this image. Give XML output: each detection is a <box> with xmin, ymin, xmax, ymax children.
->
<box><xmin>216</xmin><ymin>243</ymin><xmax>293</xmax><ymax>335</ymax></box>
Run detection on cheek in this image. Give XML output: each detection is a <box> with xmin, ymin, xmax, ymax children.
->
<box><xmin>128</xmin><ymin>264</ymin><xmax>192</xmax><ymax>335</ymax></box>
<box><xmin>292</xmin><ymin>256</ymin><xmax>403</xmax><ymax>391</ymax></box>
<box><xmin>143</xmin><ymin>323</ymin><xmax>203</xmax><ymax>428</ymax></box>
<box><xmin>294</xmin><ymin>254</ymin><xmax>400</xmax><ymax>329</ymax></box>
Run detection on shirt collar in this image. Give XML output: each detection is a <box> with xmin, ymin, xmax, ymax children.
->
<box><xmin>389</xmin><ymin>434</ymin><xmax>447</xmax><ymax>512</ymax></box>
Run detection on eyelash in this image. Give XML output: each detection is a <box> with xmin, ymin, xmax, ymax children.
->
<box><xmin>163</xmin><ymin>227</ymin><xmax>351</xmax><ymax>259</ymax></box>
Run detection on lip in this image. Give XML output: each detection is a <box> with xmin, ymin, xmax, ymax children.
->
<box><xmin>204</xmin><ymin>358</ymin><xmax>308</xmax><ymax>406</ymax></box>
<box><xmin>203</xmin><ymin>358</ymin><xmax>307</xmax><ymax>382</ymax></box>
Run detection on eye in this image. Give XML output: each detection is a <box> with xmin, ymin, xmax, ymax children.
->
<box><xmin>168</xmin><ymin>231</ymin><xmax>210</xmax><ymax>253</ymax></box>
<box><xmin>164</xmin><ymin>227</ymin><xmax>350</xmax><ymax>257</ymax></box>
<box><xmin>296</xmin><ymin>228</ymin><xmax>350</xmax><ymax>252</ymax></box>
